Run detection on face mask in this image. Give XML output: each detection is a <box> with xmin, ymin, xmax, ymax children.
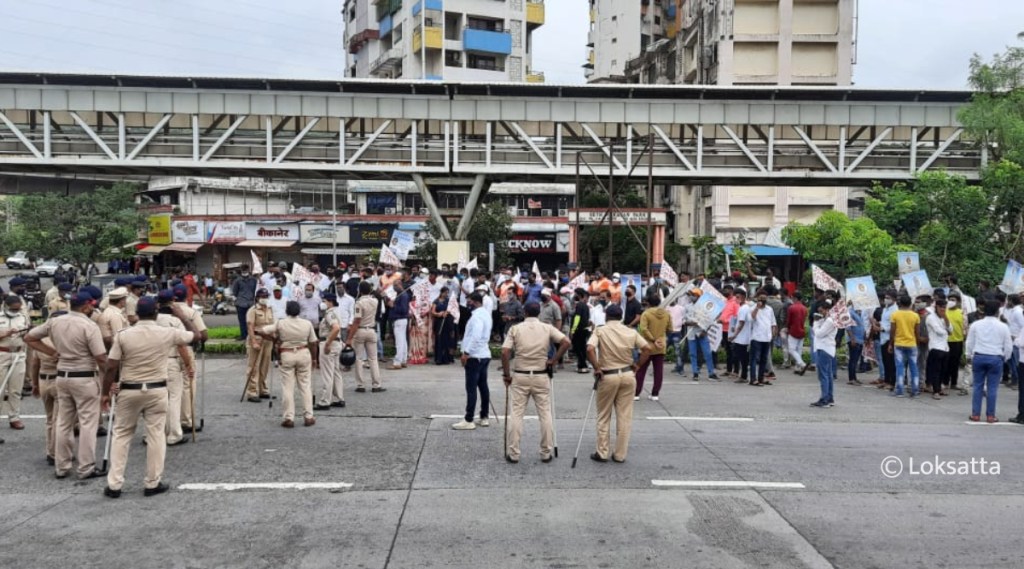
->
<box><xmin>241</xmin><ymin>272</ymin><xmax>250</xmax><ymax>277</ymax></box>
<box><xmin>319</xmin><ymin>302</ymin><xmax>328</xmax><ymax>311</ymax></box>
<box><xmin>884</xmin><ymin>299</ymin><xmax>894</xmax><ymax>307</ymax></box>
<box><xmin>914</xmin><ymin>302</ymin><xmax>925</xmax><ymax>310</ymax></box>
<box><xmin>305</xmin><ymin>291</ymin><xmax>314</xmax><ymax>298</ymax></box>
<box><xmin>948</xmin><ymin>301</ymin><xmax>957</xmax><ymax>308</ymax></box>
<box><xmin>599</xmin><ymin>300</ymin><xmax>608</xmax><ymax>306</ymax></box>
<box><xmin>258</xmin><ymin>298</ymin><xmax>269</xmax><ymax>306</ymax></box>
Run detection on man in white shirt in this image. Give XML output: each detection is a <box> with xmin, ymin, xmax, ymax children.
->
<box><xmin>966</xmin><ymin>299</ymin><xmax>1013</xmax><ymax>422</ymax></box>
<box><xmin>452</xmin><ymin>292</ymin><xmax>494</xmax><ymax>431</ymax></box>
<box><xmin>925</xmin><ymin>299</ymin><xmax>952</xmax><ymax>399</ymax></box>
<box><xmin>589</xmin><ymin>293</ymin><xmax>608</xmax><ymax>328</ymax></box>
<box><xmin>728</xmin><ymin>289</ymin><xmax>754</xmax><ymax>383</ymax></box>
<box><xmin>267</xmin><ymin>285</ymin><xmax>288</xmax><ymax>321</ymax></box>
<box><xmin>809</xmin><ymin>300</ymin><xmax>837</xmax><ymax>407</ymax></box>
<box><xmin>749</xmin><ymin>292</ymin><xmax>778</xmax><ymax>386</ymax></box>
<box><xmin>1004</xmin><ymin>295</ymin><xmax>1024</xmax><ymax>388</ymax></box>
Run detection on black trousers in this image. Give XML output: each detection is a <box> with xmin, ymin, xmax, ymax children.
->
<box><xmin>732</xmin><ymin>342</ymin><xmax>750</xmax><ymax>381</ymax></box>
<box><xmin>926</xmin><ymin>349</ymin><xmax>948</xmax><ymax>393</ymax></box>
<box><xmin>882</xmin><ymin>347</ymin><xmax>897</xmax><ymax>386</ymax></box>
<box><xmin>945</xmin><ymin>341</ymin><xmax>964</xmax><ymax>387</ymax></box>
<box><xmin>572</xmin><ymin>330</ymin><xmax>591</xmax><ymax>370</ymax></box>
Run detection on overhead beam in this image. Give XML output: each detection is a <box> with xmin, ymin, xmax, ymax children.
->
<box><xmin>454</xmin><ymin>175</ymin><xmax>488</xmax><ymax>240</ymax></box>
<box><xmin>345</xmin><ymin>119</ymin><xmax>391</xmax><ymax>166</ymax></box>
<box><xmin>0</xmin><ymin>110</ymin><xmax>43</xmax><ymax>159</ymax></box>
<box><xmin>581</xmin><ymin>124</ymin><xmax>624</xmax><ymax>170</ymax></box>
<box><xmin>200</xmin><ymin>115</ymin><xmax>247</xmax><ymax>162</ymax></box>
<box><xmin>846</xmin><ymin>127</ymin><xmax>892</xmax><ymax>173</ymax></box>
<box><xmin>69</xmin><ymin>112</ymin><xmax>117</xmax><ymax>160</ymax></box>
<box><xmin>919</xmin><ymin>128</ymin><xmax>964</xmax><ymax>172</ymax></box>
<box><xmin>274</xmin><ymin>117</ymin><xmax>321</xmax><ymax>163</ymax></box>
<box><xmin>722</xmin><ymin>125</ymin><xmax>766</xmax><ymax>173</ymax></box>
<box><xmin>793</xmin><ymin>126</ymin><xmax>837</xmax><ymax>173</ymax></box>
<box><xmin>126</xmin><ymin>113</ymin><xmax>174</xmax><ymax>160</ymax></box>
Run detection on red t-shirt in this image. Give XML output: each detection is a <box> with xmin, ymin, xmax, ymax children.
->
<box><xmin>787</xmin><ymin>302</ymin><xmax>808</xmax><ymax>339</ymax></box>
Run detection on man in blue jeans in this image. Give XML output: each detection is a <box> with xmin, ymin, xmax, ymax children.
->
<box><xmin>453</xmin><ymin>292</ymin><xmax>494</xmax><ymax>430</ymax></box>
<box><xmin>683</xmin><ymin>289</ymin><xmax>718</xmax><ymax>382</ymax></box>
<box><xmin>230</xmin><ymin>265</ymin><xmax>258</xmax><ymax>340</ymax></box>
<box><xmin>810</xmin><ymin>300</ymin><xmax>837</xmax><ymax>407</ymax></box>
<box><xmin>966</xmin><ymin>299</ymin><xmax>1012</xmax><ymax>423</ymax></box>
<box><xmin>847</xmin><ymin>304</ymin><xmax>865</xmax><ymax>385</ymax></box>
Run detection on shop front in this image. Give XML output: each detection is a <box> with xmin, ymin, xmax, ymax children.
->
<box><xmin>237</xmin><ymin>222</ymin><xmax>302</xmax><ymax>272</ymax></box>
<box><xmin>162</xmin><ymin>220</ymin><xmax>207</xmax><ymax>273</ymax></box>
<box><xmin>298</xmin><ymin>223</ymin><xmax>355</xmax><ymax>268</ymax></box>
<box><xmin>506</xmin><ymin>223</ymin><xmax>570</xmax><ymax>271</ymax></box>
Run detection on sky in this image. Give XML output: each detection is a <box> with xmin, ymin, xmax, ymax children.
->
<box><xmin>0</xmin><ymin>0</ymin><xmax>1021</xmax><ymax>89</ymax></box>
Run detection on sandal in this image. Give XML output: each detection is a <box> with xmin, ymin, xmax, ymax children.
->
<box><xmin>932</xmin><ymin>393</ymin><xmax>942</xmax><ymax>400</ymax></box>
<box><xmin>969</xmin><ymin>415</ymin><xmax>980</xmax><ymax>422</ymax></box>
<box><xmin>987</xmin><ymin>416</ymin><xmax>999</xmax><ymax>424</ymax></box>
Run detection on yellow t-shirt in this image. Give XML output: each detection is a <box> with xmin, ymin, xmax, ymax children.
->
<box><xmin>891</xmin><ymin>309</ymin><xmax>920</xmax><ymax>348</ymax></box>
<box><xmin>947</xmin><ymin>308</ymin><xmax>965</xmax><ymax>342</ymax></box>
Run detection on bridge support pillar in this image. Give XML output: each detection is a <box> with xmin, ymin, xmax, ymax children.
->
<box><xmin>412</xmin><ymin>174</ymin><xmax>451</xmax><ymax>240</ymax></box>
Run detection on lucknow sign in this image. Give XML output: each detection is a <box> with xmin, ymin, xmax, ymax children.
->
<box><xmin>508</xmin><ymin>233</ymin><xmax>556</xmax><ymax>254</ymax></box>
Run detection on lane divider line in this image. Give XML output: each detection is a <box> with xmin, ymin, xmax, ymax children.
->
<box><xmin>177</xmin><ymin>482</ymin><xmax>353</xmax><ymax>491</ymax></box>
<box><xmin>652</xmin><ymin>480</ymin><xmax>805</xmax><ymax>489</ymax></box>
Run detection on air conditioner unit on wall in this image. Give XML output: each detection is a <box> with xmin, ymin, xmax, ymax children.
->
<box><xmin>419</xmin><ymin>208</ymin><xmax>429</xmax><ymax>215</ymax></box>
<box><xmin>508</xmin><ymin>206</ymin><xmax>518</xmax><ymax>216</ymax></box>
<box><xmin>541</xmin><ymin>209</ymin><xmax>552</xmax><ymax>217</ymax></box>
<box><xmin>558</xmin><ymin>208</ymin><xmax>568</xmax><ymax>217</ymax></box>
<box><xmin>517</xmin><ymin>209</ymin><xmax>529</xmax><ymax>216</ymax></box>
<box><xmin>384</xmin><ymin>207</ymin><xmax>396</xmax><ymax>214</ymax></box>
<box><xmin>403</xmin><ymin>208</ymin><xmax>416</xmax><ymax>215</ymax></box>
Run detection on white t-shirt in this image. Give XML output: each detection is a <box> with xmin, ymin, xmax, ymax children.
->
<box><xmin>732</xmin><ymin>304</ymin><xmax>753</xmax><ymax>345</ymax></box>
<box><xmin>751</xmin><ymin>305</ymin><xmax>776</xmax><ymax>343</ymax></box>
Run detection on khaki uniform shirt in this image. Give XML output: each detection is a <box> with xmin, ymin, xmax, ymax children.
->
<box><xmin>639</xmin><ymin>307</ymin><xmax>671</xmax><ymax>356</ymax></box>
<box><xmin>175</xmin><ymin>302</ymin><xmax>208</xmax><ymax>336</ymax></box>
<box><xmin>156</xmin><ymin>313</ymin><xmax>187</xmax><ymax>358</ymax></box>
<box><xmin>36</xmin><ymin>337</ymin><xmax>58</xmax><ymax>375</ymax></box>
<box><xmin>319</xmin><ymin>307</ymin><xmax>341</xmax><ymax>340</ymax></box>
<box><xmin>109</xmin><ymin>320</ymin><xmax>194</xmax><ymax>382</ymax></box>
<box><xmin>126</xmin><ymin>294</ymin><xmax>140</xmax><ymax>318</ymax></box>
<box><xmin>502</xmin><ymin>317</ymin><xmax>566</xmax><ymax>372</ymax></box>
<box><xmin>247</xmin><ymin>305</ymin><xmax>276</xmax><ymax>345</ymax></box>
<box><xmin>263</xmin><ymin>317</ymin><xmax>316</xmax><ymax>349</ymax></box>
<box><xmin>354</xmin><ymin>296</ymin><xmax>379</xmax><ymax>329</ymax></box>
<box><xmin>27</xmin><ymin>311</ymin><xmax>105</xmax><ymax>372</ymax></box>
<box><xmin>587</xmin><ymin>321</ymin><xmax>649</xmax><ymax>370</ymax></box>
<box><xmin>98</xmin><ymin>305</ymin><xmax>130</xmax><ymax>341</ymax></box>
<box><xmin>0</xmin><ymin>310</ymin><xmax>30</xmax><ymax>352</ymax></box>
<box><xmin>48</xmin><ymin>298</ymin><xmax>70</xmax><ymax>314</ymax></box>
<box><xmin>45</xmin><ymin>286</ymin><xmax>61</xmax><ymax>308</ymax></box>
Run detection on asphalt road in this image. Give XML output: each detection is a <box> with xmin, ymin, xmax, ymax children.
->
<box><xmin>1</xmin><ymin>359</ymin><xmax>1022</xmax><ymax>569</ymax></box>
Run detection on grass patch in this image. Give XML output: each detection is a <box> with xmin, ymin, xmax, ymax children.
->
<box><xmin>203</xmin><ymin>341</ymin><xmax>246</xmax><ymax>355</ymax></box>
<box><xmin>207</xmin><ymin>326</ymin><xmax>241</xmax><ymax>340</ymax></box>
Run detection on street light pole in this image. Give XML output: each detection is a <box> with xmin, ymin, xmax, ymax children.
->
<box><xmin>332</xmin><ymin>179</ymin><xmax>338</xmax><ymax>267</ymax></box>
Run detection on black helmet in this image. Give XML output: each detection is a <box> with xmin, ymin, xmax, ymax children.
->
<box><xmin>339</xmin><ymin>345</ymin><xmax>357</xmax><ymax>367</ymax></box>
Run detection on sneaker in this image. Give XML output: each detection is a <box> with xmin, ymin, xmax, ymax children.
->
<box><xmin>794</xmin><ymin>367</ymin><xmax>807</xmax><ymax>376</ymax></box>
<box><xmin>692</xmin><ymin>374</ymin><xmax>699</xmax><ymax>382</ymax></box>
<box><xmin>633</xmin><ymin>396</ymin><xmax>640</xmax><ymax>401</ymax></box>
<box><xmin>891</xmin><ymin>392</ymin><xmax>906</xmax><ymax>398</ymax></box>
<box><xmin>826</xmin><ymin>401</ymin><xmax>835</xmax><ymax>407</ymax></box>
<box><xmin>648</xmin><ymin>394</ymin><xmax>659</xmax><ymax>401</ymax></box>
<box><xmin>475</xmin><ymin>418</ymin><xmax>490</xmax><ymax>427</ymax></box>
<box><xmin>809</xmin><ymin>401</ymin><xmax>826</xmax><ymax>407</ymax></box>
<box><xmin>708</xmin><ymin>374</ymin><xmax>721</xmax><ymax>382</ymax></box>
<box><xmin>451</xmin><ymin>420</ymin><xmax>476</xmax><ymax>430</ymax></box>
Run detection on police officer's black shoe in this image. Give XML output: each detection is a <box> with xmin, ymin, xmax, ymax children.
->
<box><xmin>46</xmin><ymin>456</ymin><xmax>54</xmax><ymax>466</ymax></box>
<box><xmin>505</xmin><ymin>455</ymin><xmax>518</xmax><ymax>464</ymax></box>
<box><xmin>314</xmin><ymin>404</ymin><xmax>331</xmax><ymax>411</ymax></box>
<box><xmin>355</xmin><ymin>387</ymin><xmax>366</xmax><ymax>393</ymax></box>
<box><xmin>590</xmin><ymin>452</ymin><xmax>608</xmax><ymax>463</ymax></box>
<box><xmin>259</xmin><ymin>393</ymin><xmax>271</xmax><ymax>399</ymax></box>
<box><xmin>143</xmin><ymin>482</ymin><xmax>170</xmax><ymax>497</ymax></box>
<box><xmin>331</xmin><ymin>401</ymin><xmax>346</xmax><ymax>408</ymax></box>
<box><xmin>248</xmin><ymin>397</ymin><xmax>262</xmax><ymax>403</ymax></box>
<box><xmin>79</xmin><ymin>469</ymin><xmax>104</xmax><ymax>480</ymax></box>
<box><xmin>103</xmin><ymin>486</ymin><xmax>121</xmax><ymax>499</ymax></box>
<box><xmin>96</xmin><ymin>426</ymin><xmax>107</xmax><ymax>437</ymax></box>
<box><xmin>541</xmin><ymin>456</ymin><xmax>553</xmax><ymax>463</ymax></box>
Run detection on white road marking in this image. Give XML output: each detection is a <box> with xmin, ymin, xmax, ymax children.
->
<box><xmin>1</xmin><ymin>415</ymin><xmax>46</xmax><ymax>419</ymax></box>
<box><xmin>177</xmin><ymin>482</ymin><xmax>353</xmax><ymax>491</ymax></box>
<box><xmin>647</xmin><ymin>416</ymin><xmax>754</xmax><ymax>422</ymax></box>
<box><xmin>652</xmin><ymin>480</ymin><xmax>805</xmax><ymax>490</ymax></box>
<box><xmin>429</xmin><ymin>414</ymin><xmax>537</xmax><ymax>420</ymax></box>
<box><xmin>963</xmin><ymin>421</ymin><xmax>1019</xmax><ymax>426</ymax></box>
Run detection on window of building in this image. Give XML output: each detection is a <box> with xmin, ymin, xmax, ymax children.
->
<box><xmin>367</xmin><ymin>194</ymin><xmax>398</xmax><ymax>214</ymax></box>
<box><xmin>393</xmin><ymin>23</ymin><xmax>403</xmax><ymax>41</ymax></box>
<box><xmin>348</xmin><ymin>7</ymin><xmax>355</xmax><ymax>21</ymax></box>
<box><xmin>654</xmin><ymin>16</ymin><xmax>661</xmax><ymax>25</ymax></box>
<box><xmin>468</xmin><ymin>54</ymin><xmax>503</xmax><ymax>72</ymax></box>
<box><xmin>445</xmin><ymin>51</ymin><xmax>463</xmax><ymax>67</ymax></box>
<box><xmin>467</xmin><ymin>17</ymin><xmax>504</xmax><ymax>32</ymax></box>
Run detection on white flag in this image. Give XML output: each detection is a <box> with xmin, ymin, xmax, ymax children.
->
<box><xmin>532</xmin><ymin>260</ymin><xmax>542</xmax><ymax>281</ymax></box>
<box><xmin>457</xmin><ymin>249</ymin><xmax>468</xmax><ymax>271</ymax></box>
<box><xmin>466</xmin><ymin>257</ymin><xmax>478</xmax><ymax>271</ymax></box>
<box><xmin>380</xmin><ymin>244</ymin><xmax>401</xmax><ymax>267</ymax></box>
<box><xmin>659</xmin><ymin>262</ymin><xmax>679</xmax><ymax>286</ymax></box>
<box><xmin>250</xmin><ymin>250</ymin><xmax>263</xmax><ymax>275</ymax></box>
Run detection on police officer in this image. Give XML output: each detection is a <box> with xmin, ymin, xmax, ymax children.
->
<box><xmin>126</xmin><ymin>278</ymin><xmax>148</xmax><ymax>324</ymax></box>
<box><xmin>173</xmin><ymin>285</ymin><xmax>208</xmax><ymax>433</ymax></box>
<box><xmin>156</xmin><ymin>290</ymin><xmax>196</xmax><ymax>445</ymax></box>
<box><xmin>0</xmin><ymin>296</ymin><xmax>30</xmax><ymax>430</ymax></box>
<box><xmin>501</xmin><ymin>301</ymin><xmax>571</xmax><ymax>463</ymax></box>
<box><xmin>345</xmin><ymin>281</ymin><xmax>384</xmax><ymax>393</ymax></box>
<box><xmin>8</xmin><ymin>277</ymin><xmax>32</xmax><ymax>318</ymax></box>
<box><xmin>256</xmin><ymin>301</ymin><xmax>319</xmax><ymax>428</ymax></box>
<box><xmin>244</xmin><ymin>288</ymin><xmax>275</xmax><ymax>402</ymax></box>
<box><xmin>585</xmin><ymin>304</ymin><xmax>651</xmax><ymax>464</ymax></box>
<box><xmin>48</xmin><ymin>282</ymin><xmax>74</xmax><ymax>314</ymax></box>
<box><xmin>25</xmin><ymin>293</ymin><xmax>107</xmax><ymax>479</ymax></box>
<box><xmin>315</xmin><ymin>292</ymin><xmax>346</xmax><ymax>411</ymax></box>
<box><xmin>101</xmin><ymin>297</ymin><xmax>197</xmax><ymax>498</ymax></box>
<box><xmin>29</xmin><ymin>311</ymin><xmax>64</xmax><ymax>464</ymax></box>
<box><xmin>98</xmin><ymin>287</ymin><xmax>130</xmax><ymax>348</ymax></box>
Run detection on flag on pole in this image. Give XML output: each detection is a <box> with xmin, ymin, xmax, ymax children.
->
<box><xmin>457</xmin><ymin>249</ymin><xmax>467</xmax><ymax>271</ymax></box>
<box><xmin>561</xmin><ymin>271</ymin><xmax>587</xmax><ymax>295</ymax></box>
<box><xmin>812</xmin><ymin>264</ymin><xmax>843</xmax><ymax>293</ymax></box>
<box><xmin>447</xmin><ymin>286</ymin><xmax>461</xmax><ymax>324</ymax></box>
<box><xmin>250</xmin><ymin>250</ymin><xmax>263</xmax><ymax>275</ymax></box>
<box><xmin>466</xmin><ymin>257</ymin><xmax>478</xmax><ymax>271</ymax></box>
<box><xmin>532</xmin><ymin>260</ymin><xmax>542</xmax><ymax>281</ymax></box>
<box><xmin>659</xmin><ymin>262</ymin><xmax>679</xmax><ymax>286</ymax></box>
<box><xmin>291</xmin><ymin>263</ymin><xmax>312</xmax><ymax>287</ymax></box>
<box><xmin>380</xmin><ymin>244</ymin><xmax>401</xmax><ymax>267</ymax></box>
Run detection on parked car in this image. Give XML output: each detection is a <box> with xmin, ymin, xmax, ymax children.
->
<box><xmin>6</xmin><ymin>251</ymin><xmax>30</xmax><ymax>270</ymax></box>
<box><xmin>36</xmin><ymin>259</ymin><xmax>72</xmax><ymax>277</ymax></box>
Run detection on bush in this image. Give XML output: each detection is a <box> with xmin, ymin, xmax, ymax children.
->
<box><xmin>207</xmin><ymin>326</ymin><xmax>241</xmax><ymax>340</ymax></box>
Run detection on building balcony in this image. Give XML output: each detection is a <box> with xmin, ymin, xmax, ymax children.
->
<box><xmin>348</xmin><ymin>28</ymin><xmax>380</xmax><ymax>54</ymax></box>
<box><xmin>379</xmin><ymin>14</ymin><xmax>393</xmax><ymax>37</ymax></box>
<box><xmin>370</xmin><ymin>46</ymin><xmax>404</xmax><ymax>75</ymax></box>
<box><xmin>527</xmin><ymin>1</ymin><xmax>545</xmax><ymax>27</ymax></box>
<box><xmin>463</xmin><ymin>29</ymin><xmax>512</xmax><ymax>55</ymax></box>
<box><xmin>526</xmin><ymin>71</ymin><xmax>545</xmax><ymax>83</ymax></box>
<box><xmin>413</xmin><ymin>25</ymin><xmax>443</xmax><ymax>51</ymax></box>
<box><xmin>411</xmin><ymin>0</ymin><xmax>443</xmax><ymax>16</ymax></box>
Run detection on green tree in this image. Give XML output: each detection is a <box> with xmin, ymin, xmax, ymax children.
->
<box><xmin>959</xmin><ymin>35</ymin><xmax>1024</xmax><ymax>165</ymax></box>
<box><xmin>417</xmin><ymin>200</ymin><xmax>513</xmax><ymax>269</ymax></box>
<box><xmin>4</xmin><ymin>182</ymin><xmax>143</xmax><ymax>272</ymax></box>
<box><xmin>782</xmin><ymin>210</ymin><xmax>900</xmax><ymax>282</ymax></box>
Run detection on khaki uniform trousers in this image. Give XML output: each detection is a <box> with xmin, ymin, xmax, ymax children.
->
<box><xmin>0</xmin><ymin>351</ymin><xmax>26</xmax><ymax>421</ymax></box>
<box><xmin>280</xmin><ymin>349</ymin><xmax>313</xmax><ymax>422</ymax></box>
<box><xmin>180</xmin><ymin>348</ymin><xmax>196</xmax><ymax>429</ymax></box>
<box><xmin>245</xmin><ymin>341</ymin><xmax>273</xmax><ymax>398</ymax></box>
<box><xmin>39</xmin><ymin>376</ymin><xmax>57</xmax><ymax>460</ymax></box>
<box><xmin>507</xmin><ymin>372</ymin><xmax>554</xmax><ymax>461</ymax></box>
<box><xmin>55</xmin><ymin>375</ymin><xmax>101</xmax><ymax>478</ymax></box>
<box><xmin>165</xmin><ymin>358</ymin><xmax>186</xmax><ymax>443</ymax></box>
<box><xmin>317</xmin><ymin>342</ymin><xmax>344</xmax><ymax>406</ymax></box>
<box><xmin>353</xmin><ymin>328</ymin><xmax>381</xmax><ymax>389</ymax></box>
<box><xmin>595</xmin><ymin>371</ymin><xmax>636</xmax><ymax>462</ymax></box>
<box><xmin>107</xmin><ymin>387</ymin><xmax>168</xmax><ymax>491</ymax></box>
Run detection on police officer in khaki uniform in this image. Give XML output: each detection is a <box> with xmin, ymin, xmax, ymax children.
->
<box><xmin>501</xmin><ymin>302</ymin><xmax>571</xmax><ymax>463</ymax></box>
<box><xmin>156</xmin><ymin>290</ymin><xmax>195</xmax><ymax>445</ymax></box>
<box><xmin>29</xmin><ymin>318</ymin><xmax>62</xmax><ymax>464</ymax></box>
<box><xmin>173</xmin><ymin>285</ymin><xmax>208</xmax><ymax>432</ymax></box>
<box><xmin>256</xmin><ymin>301</ymin><xmax>319</xmax><ymax>428</ymax></box>
<box><xmin>25</xmin><ymin>293</ymin><xmax>108</xmax><ymax>480</ymax></box>
<box><xmin>101</xmin><ymin>297</ymin><xmax>197</xmax><ymax>498</ymax></box>
<box><xmin>98</xmin><ymin>287</ymin><xmax>130</xmax><ymax>348</ymax></box>
<box><xmin>244</xmin><ymin>288</ymin><xmax>275</xmax><ymax>402</ymax></box>
<box><xmin>586</xmin><ymin>304</ymin><xmax>650</xmax><ymax>464</ymax></box>
<box><xmin>0</xmin><ymin>296</ymin><xmax>31</xmax><ymax>430</ymax></box>
<box><xmin>47</xmin><ymin>282</ymin><xmax>74</xmax><ymax>314</ymax></box>
<box><xmin>126</xmin><ymin>278</ymin><xmax>147</xmax><ymax>324</ymax></box>
<box><xmin>345</xmin><ymin>281</ymin><xmax>383</xmax><ymax>392</ymax></box>
<box><xmin>315</xmin><ymin>292</ymin><xmax>346</xmax><ymax>410</ymax></box>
